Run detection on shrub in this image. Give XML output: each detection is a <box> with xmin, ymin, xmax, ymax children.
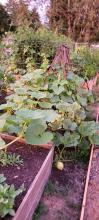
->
<box><xmin>5</xmin><ymin>27</ymin><xmax>73</xmax><ymax>71</ymax></box>
<box><xmin>71</xmin><ymin>46</ymin><xmax>99</xmax><ymax>79</ymax></box>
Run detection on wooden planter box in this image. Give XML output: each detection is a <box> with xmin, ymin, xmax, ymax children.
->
<box><xmin>1</xmin><ymin>134</ymin><xmax>54</xmax><ymax>220</ymax></box>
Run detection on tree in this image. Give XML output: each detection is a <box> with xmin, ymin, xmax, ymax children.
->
<box><xmin>48</xmin><ymin>0</ymin><xmax>68</xmax><ymax>34</ymax></box>
<box><xmin>30</xmin><ymin>8</ymin><xmax>41</xmax><ymax>30</ymax></box>
<box><xmin>0</xmin><ymin>4</ymin><xmax>10</xmax><ymax>36</ymax></box>
<box><xmin>6</xmin><ymin>0</ymin><xmax>41</xmax><ymax>29</ymax></box>
<box><xmin>6</xmin><ymin>0</ymin><xmax>31</xmax><ymax>27</ymax></box>
<box><xmin>48</xmin><ymin>0</ymin><xmax>99</xmax><ymax>42</ymax></box>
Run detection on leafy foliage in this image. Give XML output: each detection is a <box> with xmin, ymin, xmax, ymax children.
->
<box><xmin>0</xmin><ymin>67</ymin><xmax>14</xmax><ymax>91</ymax></box>
<box><xmin>0</xmin><ymin>4</ymin><xmax>10</xmax><ymax>36</ymax></box>
<box><xmin>0</xmin><ymin>27</ymin><xmax>72</xmax><ymax>73</ymax></box>
<box><xmin>71</xmin><ymin>47</ymin><xmax>99</xmax><ymax>79</ymax></box>
<box><xmin>0</xmin><ymin>151</ymin><xmax>23</xmax><ymax>166</ymax></box>
<box><xmin>25</xmin><ymin>119</ymin><xmax>53</xmax><ymax>145</ymax></box>
<box><xmin>0</xmin><ymin>67</ymin><xmax>98</xmax><ymax>151</ymax></box>
<box><xmin>0</xmin><ymin>31</ymin><xmax>98</xmax><ymax>164</ymax></box>
<box><xmin>0</xmin><ymin>138</ymin><xmax>5</xmax><ymax>149</ymax></box>
<box><xmin>60</xmin><ymin>132</ymin><xmax>80</xmax><ymax>148</ymax></box>
<box><xmin>0</xmin><ymin>174</ymin><xmax>24</xmax><ymax>217</ymax></box>
<box><xmin>48</xmin><ymin>0</ymin><xmax>99</xmax><ymax>42</ymax></box>
<box><xmin>6</xmin><ymin>0</ymin><xmax>41</xmax><ymax>30</ymax></box>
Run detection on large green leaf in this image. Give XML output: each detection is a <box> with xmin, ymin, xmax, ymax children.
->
<box><xmin>90</xmin><ymin>134</ymin><xmax>99</xmax><ymax>145</ymax></box>
<box><xmin>25</xmin><ymin>119</ymin><xmax>53</xmax><ymax>145</ymax></box>
<box><xmin>0</xmin><ymin>103</ymin><xmax>15</xmax><ymax>111</ymax></box>
<box><xmin>51</xmin><ymin>83</ymin><xmax>65</xmax><ymax>95</ymax></box>
<box><xmin>14</xmin><ymin>88</ymin><xmax>28</xmax><ymax>95</ymax></box>
<box><xmin>0</xmin><ymin>113</ymin><xmax>8</xmax><ymax>132</ymax></box>
<box><xmin>0</xmin><ymin>138</ymin><xmax>5</xmax><ymax>149</ymax></box>
<box><xmin>67</xmin><ymin>72</ymin><xmax>84</xmax><ymax>85</ymax></box>
<box><xmin>42</xmin><ymin>110</ymin><xmax>59</xmax><ymax>122</ymax></box>
<box><xmin>60</xmin><ymin>132</ymin><xmax>80</xmax><ymax>147</ymax></box>
<box><xmin>77</xmin><ymin>96</ymin><xmax>87</xmax><ymax>106</ymax></box>
<box><xmin>16</xmin><ymin>108</ymin><xmax>59</xmax><ymax>123</ymax></box>
<box><xmin>7</xmin><ymin>115</ymin><xmax>23</xmax><ymax>125</ymax></box>
<box><xmin>22</xmin><ymin>69</ymin><xmax>44</xmax><ymax>81</ymax></box>
<box><xmin>57</xmin><ymin>102</ymin><xmax>72</xmax><ymax>112</ymax></box>
<box><xmin>78</xmin><ymin>121</ymin><xmax>98</xmax><ymax>137</ymax></box>
<box><xmin>29</xmin><ymin>91</ymin><xmax>47</xmax><ymax>99</ymax></box>
<box><xmin>5</xmin><ymin>124</ymin><xmax>21</xmax><ymax>135</ymax></box>
<box><xmin>26</xmin><ymin>132</ymin><xmax>53</xmax><ymax>145</ymax></box>
<box><xmin>38</xmin><ymin>102</ymin><xmax>52</xmax><ymax>109</ymax></box>
<box><xmin>15</xmin><ymin>108</ymin><xmax>44</xmax><ymax>120</ymax></box>
<box><xmin>76</xmin><ymin>109</ymin><xmax>86</xmax><ymax>120</ymax></box>
<box><xmin>63</xmin><ymin>119</ymin><xmax>77</xmax><ymax>131</ymax></box>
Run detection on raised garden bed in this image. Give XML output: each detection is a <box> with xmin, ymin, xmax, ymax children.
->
<box><xmin>33</xmin><ymin>158</ymin><xmax>88</xmax><ymax>220</ymax></box>
<box><xmin>0</xmin><ymin>134</ymin><xmax>54</xmax><ymax>220</ymax></box>
<box><xmin>33</xmin><ymin>144</ymin><xmax>99</xmax><ymax>220</ymax></box>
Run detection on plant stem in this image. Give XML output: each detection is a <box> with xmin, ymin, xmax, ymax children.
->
<box><xmin>0</xmin><ymin>136</ymin><xmax>21</xmax><ymax>151</ymax></box>
<box><xmin>59</xmin><ymin>146</ymin><xmax>66</xmax><ymax>160</ymax></box>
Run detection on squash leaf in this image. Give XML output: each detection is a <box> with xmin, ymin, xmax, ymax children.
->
<box><xmin>0</xmin><ymin>138</ymin><xmax>5</xmax><ymax>149</ymax></box>
<box><xmin>25</xmin><ymin>119</ymin><xmax>53</xmax><ymax>145</ymax></box>
<box><xmin>60</xmin><ymin>132</ymin><xmax>80</xmax><ymax>147</ymax></box>
<box><xmin>78</xmin><ymin>121</ymin><xmax>98</xmax><ymax>137</ymax></box>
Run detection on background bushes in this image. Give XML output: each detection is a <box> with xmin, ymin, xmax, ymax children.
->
<box><xmin>8</xmin><ymin>27</ymin><xmax>73</xmax><ymax>70</ymax></box>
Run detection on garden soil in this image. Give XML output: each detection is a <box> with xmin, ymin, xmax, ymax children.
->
<box><xmin>0</xmin><ymin>91</ymin><xmax>6</xmax><ymax>105</ymax></box>
<box><xmin>0</xmin><ymin>139</ymin><xmax>49</xmax><ymax>220</ymax></box>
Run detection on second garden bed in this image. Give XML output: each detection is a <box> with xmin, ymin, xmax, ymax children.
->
<box><xmin>33</xmin><ymin>149</ymin><xmax>89</xmax><ymax>220</ymax></box>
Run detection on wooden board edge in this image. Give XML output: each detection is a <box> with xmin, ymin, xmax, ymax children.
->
<box><xmin>80</xmin><ymin>144</ymin><xmax>94</xmax><ymax>220</ymax></box>
<box><xmin>13</xmin><ymin>147</ymin><xmax>54</xmax><ymax>220</ymax></box>
<box><xmin>1</xmin><ymin>133</ymin><xmax>53</xmax><ymax>149</ymax></box>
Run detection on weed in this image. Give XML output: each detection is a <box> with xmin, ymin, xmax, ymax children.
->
<box><xmin>44</xmin><ymin>180</ymin><xmax>56</xmax><ymax>196</ymax></box>
<box><xmin>0</xmin><ymin>151</ymin><xmax>23</xmax><ymax>166</ymax></box>
<box><xmin>33</xmin><ymin>202</ymin><xmax>48</xmax><ymax>220</ymax></box>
